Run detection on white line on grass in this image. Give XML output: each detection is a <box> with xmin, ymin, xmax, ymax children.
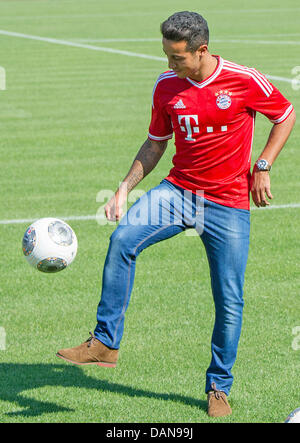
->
<box><xmin>0</xmin><ymin>215</ymin><xmax>97</xmax><ymax>225</ymax></box>
<box><xmin>0</xmin><ymin>30</ymin><xmax>296</xmax><ymax>84</ymax></box>
<box><xmin>71</xmin><ymin>38</ymin><xmax>162</xmax><ymax>43</ymax></box>
<box><xmin>0</xmin><ymin>30</ymin><xmax>165</xmax><ymax>62</ymax></box>
<box><xmin>1</xmin><ymin>204</ymin><xmax>300</xmax><ymax>225</ymax></box>
<box><xmin>72</xmin><ymin>37</ymin><xmax>300</xmax><ymax>46</ymax></box>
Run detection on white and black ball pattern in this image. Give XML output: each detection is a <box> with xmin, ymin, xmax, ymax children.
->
<box><xmin>22</xmin><ymin>218</ymin><xmax>78</xmax><ymax>273</ymax></box>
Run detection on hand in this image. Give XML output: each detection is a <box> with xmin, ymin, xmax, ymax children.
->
<box><xmin>250</xmin><ymin>167</ymin><xmax>273</xmax><ymax>208</ymax></box>
<box><xmin>104</xmin><ymin>185</ymin><xmax>128</xmax><ymax>221</ymax></box>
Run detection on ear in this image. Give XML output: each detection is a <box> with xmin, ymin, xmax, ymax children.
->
<box><xmin>196</xmin><ymin>44</ymin><xmax>208</xmax><ymax>57</ymax></box>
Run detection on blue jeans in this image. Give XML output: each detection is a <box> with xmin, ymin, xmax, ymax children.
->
<box><xmin>94</xmin><ymin>179</ymin><xmax>250</xmax><ymax>396</ymax></box>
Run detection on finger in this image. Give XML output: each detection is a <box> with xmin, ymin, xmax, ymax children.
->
<box><xmin>254</xmin><ymin>186</ymin><xmax>262</xmax><ymax>206</ymax></box>
<box><xmin>259</xmin><ymin>189</ymin><xmax>267</xmax><ymax>207</ymax></box>
<box><xmin>106</xmin><ymin>206</ymin><xmax>116</xmax><ymax>222</ymax></box>
<box><xmin>114</xmin><ymin>205</ymin><xmax>120</xmax><ymax>221</ymax></box>
<box><xmin>115</xmin><ymin>208</ymin><xmax>124</xmax><ymax>222</ymax></box>
<box><xmin>259</xmin><ymin>189</ymin><xmax>270</xmax><ymax>207</ymax></box>
<box><xmin>105</xmin><ymin>206</ymin><xmax>110</xmax><ymax>220</ymax></box>
<box><xmin>251</xmin><ymin>189</ymin><xmax>260</xmax><ymax>208</ymax></box>
<box><xmin>266</xmin><ymin>187</ymin><xmax>273</xmax><ymax>200</ymax></box>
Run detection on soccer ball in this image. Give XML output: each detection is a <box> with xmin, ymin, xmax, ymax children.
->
<box><xmin>285</xmin><ymin>408</ymin><xmax>300</xmax><ymax>423</ymax></box>
<box><xmin>22</xmin><ymin>217</ymin><xmax>78</xmax><ymax>273</ymax></box>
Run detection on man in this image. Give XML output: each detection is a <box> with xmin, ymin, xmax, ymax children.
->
<box><xmin>57</xmin><ymin>12</ymin><xmax>296</xmax><ymax>417</ymax></box>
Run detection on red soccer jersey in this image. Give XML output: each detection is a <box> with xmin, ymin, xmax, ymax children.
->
<box><xmin>148</xmin><ymin>56</ymin><xmax>293</xmax><ymax>209</ymax></box>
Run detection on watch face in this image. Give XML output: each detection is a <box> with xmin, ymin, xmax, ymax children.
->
<box><xmin>257</xmin><ymin>159</ymin><xmax>269</xmax><ymax>170</ymax></box>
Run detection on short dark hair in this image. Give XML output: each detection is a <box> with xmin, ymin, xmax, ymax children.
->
<box><xmin>160</xmin><ymin>11</ymin><xmax>209</xmax><ymax>52</ymax></box>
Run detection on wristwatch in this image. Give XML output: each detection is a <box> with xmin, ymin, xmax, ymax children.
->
<box><xmin>255</xmin><ymin>159</ymin><xmax>272</xmax><ymax>171</ymax></box>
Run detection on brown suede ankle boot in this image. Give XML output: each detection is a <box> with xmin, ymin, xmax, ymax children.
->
<box><xmin>56</xmin><ymin>332</ymin><xmax>118</xmax><ymax>368</ymax></box>
<box><xmin>207</xmin><ymin>383</ymin><xmax>232</xmax><ymax>417</ymax></box>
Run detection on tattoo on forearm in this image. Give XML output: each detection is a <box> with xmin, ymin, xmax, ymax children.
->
<box><xmin>123</xmin><ymin>139</ymin><xmax>167</xmax><ymax>193</ymax></box>
<box><xmin>125</xmin><ymin>167</ymin><xmax>144</xmax><ymax>193</ymax></box>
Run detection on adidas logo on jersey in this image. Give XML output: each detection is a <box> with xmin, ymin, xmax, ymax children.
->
<box><xmin>173</xmin><ymin>99</ymin><xmax>186</xmax><ymax>109</ymax></box>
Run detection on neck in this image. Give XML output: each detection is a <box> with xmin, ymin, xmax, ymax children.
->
<box><xmin>189</xmin><ymin>54</ymin><xmax>218</xmax><ymax>82</ymax></box>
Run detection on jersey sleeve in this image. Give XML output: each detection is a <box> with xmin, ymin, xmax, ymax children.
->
<box><xmin>148</xmin><ymin>79</ymin><xmax>173</xmax><ymax>141</ymax></box>
<box><xmin>246</xmin><ymin>70</ymin><xmax>294</xmax><ymax>124</ymax></box>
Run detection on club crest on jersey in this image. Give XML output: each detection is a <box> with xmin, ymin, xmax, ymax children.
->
<box><xmin>215</xmin><ymin>90</ymin><xmax>232</xmax><ymax>110</ymax></box>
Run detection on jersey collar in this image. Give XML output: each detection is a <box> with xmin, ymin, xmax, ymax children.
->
<box><xmin>186</xmin><ymin>56</ymin><xmax>223</xmax><ymax>89</ymax></box>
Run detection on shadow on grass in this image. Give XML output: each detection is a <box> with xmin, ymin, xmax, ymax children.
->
<box><xmin>0</xmin><ymin>363</ymin><xmax>207</xmax><ymax>418</ymax></box>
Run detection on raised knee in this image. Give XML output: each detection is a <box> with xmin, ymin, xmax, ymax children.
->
<box><xmin>109</xmin><ymin>227</ymin><xmax>135</xmax><ymax>257</ymax></box>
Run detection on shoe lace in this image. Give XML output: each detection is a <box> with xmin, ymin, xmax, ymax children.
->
<box><xmin>86</xmin><ymin>332</ymin><xmax>97</xmax><ymax>348</ymax></box>
<box><xmin>211</xmin><ymin>382</ymin><xmax>222</xmax><ymax>400</ymax></box>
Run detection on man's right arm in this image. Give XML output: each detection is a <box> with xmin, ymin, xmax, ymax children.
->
<box><xmin>105</xmin><ymin>138</ymin><xmax>168</xmax><ymax>221</ymax></box>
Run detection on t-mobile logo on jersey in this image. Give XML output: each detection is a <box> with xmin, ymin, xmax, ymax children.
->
<box><xmin>178</xmin><ymin>115</ymin><xmax>199</xmax><ymax>142</ymax></box>
<box><xmin>178</xmin><ymin>114</ymin><xmax>228</xmax><ymax>141</ymax></box>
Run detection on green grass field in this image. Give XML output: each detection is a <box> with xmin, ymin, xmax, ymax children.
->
<box><xmin>0</xmin><ymin>0</ymin><xmax>299</xmax><ymax>423</ymax></box>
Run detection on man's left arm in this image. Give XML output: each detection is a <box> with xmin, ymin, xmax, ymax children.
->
<box><xmin>250</xmin><ymin>109</ymin><xmax>296</xmax><ymax>207</ymax></box>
